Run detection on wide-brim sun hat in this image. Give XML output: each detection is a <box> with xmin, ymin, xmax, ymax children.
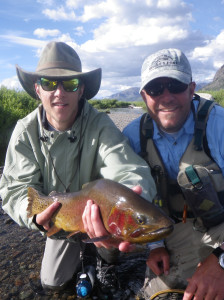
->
<box><xmin>140</xmin><ymin>48</ymin><xmax>192</xmax><ymax>92</ymax></box>
<box><xmin>16</xmin><ymin>41</ymin><xmax>102</xmax><ymax>100</ymax></box>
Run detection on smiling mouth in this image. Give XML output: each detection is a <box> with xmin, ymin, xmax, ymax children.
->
<box><xmin>53</xmin><ymin>103</ymin><xmax>68</xmax><ymax>107</ymax></box>
<box><xmin>159</xmin><ymin>107</ymin><xmax>178</xmax><ymax>112</ymax></box>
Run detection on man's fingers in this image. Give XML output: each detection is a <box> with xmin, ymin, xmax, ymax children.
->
<box><xmin>118</xmin><ymin>241</ymin><xmax>136</xmax><ymax>252</ymax></box>
<box><xmin>183</xmin><ymin>279</ymin><xmax>196</xmax><ymax>300</ymax></box>
<box><xmin>132</xmin><ymin>185</ymin><xmax>142</xmax><ymax>195</ymax></box>
<box><xmin>36</xmin><ymin>201</ymin><xmax>61</xmax><ymax>229</ymax></box>
<box><xmin>82</xmin><ymin>200</ymin><xmax>94</xmax><ymax>236</ymax></box>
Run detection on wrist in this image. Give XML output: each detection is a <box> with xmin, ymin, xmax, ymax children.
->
<box><xmin>32</xmin><ymin>215</ymin><xmax>47</xmax><ymax>232</ymax></box>
<box><xmin>212</xmin><ymin>247</ymin><xmax>224</xmax><ymax>270</ymax></box>
<box><xmin>147</xmin><ymin>240</ymin><xmax>165</xmax><ymax>251</ymax></box>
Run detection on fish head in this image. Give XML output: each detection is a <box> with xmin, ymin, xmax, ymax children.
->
<box><xmin>107</xmin><ymin>198</ymin><xmax>174</xmax><ymax>244</ymax></box>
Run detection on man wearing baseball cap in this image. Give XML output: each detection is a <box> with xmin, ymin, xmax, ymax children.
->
<box><xmin>0</xmin><ymin>41</ymin><xmax>156</xmax><ymax>296</ymax></box>
<box><xmin>123</xmin><ymin>48</ymin><xmax>224</xmax><ymax>299</ymax></box>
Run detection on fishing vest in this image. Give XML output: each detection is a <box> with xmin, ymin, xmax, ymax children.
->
<box><xmin>140</xmin><ymin>94</ymin><xmax>224</xmax><ymax>229</ymax></box>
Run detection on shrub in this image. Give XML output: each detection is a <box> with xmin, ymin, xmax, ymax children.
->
<box><xmin>199</xmin><ymin>90</ymin><xmax>224</xmax><ymax>106</ymax></box>
<box><xmin>0</xmin><ymin>87</ymin><xmax>39</xmax><ymax>165</ymax></box>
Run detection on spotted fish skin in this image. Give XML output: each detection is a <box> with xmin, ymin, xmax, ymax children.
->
<box><xmin>27</xmin><ymin>179</ymin><xmax>173</xmax><ymax>243</ymax></box>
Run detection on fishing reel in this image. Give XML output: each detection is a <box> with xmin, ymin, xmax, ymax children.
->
<box><xmin>76</xmin><ymin>265</ymin><xmax>95</xmax><ymax>299</ymax></box>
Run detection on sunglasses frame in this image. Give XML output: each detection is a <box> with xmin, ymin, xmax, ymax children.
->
<box><xmin>37</xmin><ymin>77</ymin><xmax>80</xmax><ymax>92</ymax></box>
<box><xmin>144</xmin><ymin>79</ymin><xmax>189</xmax><ymax>97</ymax></box>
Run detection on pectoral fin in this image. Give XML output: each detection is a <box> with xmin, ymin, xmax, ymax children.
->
<box><xmin>46</xmin><ymin>225</ymin><xmax>61</xmax><ymax>237</ymax></box>
<box><xmin>82</xmin><ymin>235</ymin><xmax>111</xmax><ymax>243</ymax></box>
<box><xmin>66</xmin><ymin>231</ymin><xmax>80</xmax><ymax>238</ymax></box>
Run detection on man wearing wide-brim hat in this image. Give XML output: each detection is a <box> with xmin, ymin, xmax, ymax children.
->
<box><xmin>0</xmin><ymin>41</ymin><xmax>156</xmax><ymax>294</ymax></box>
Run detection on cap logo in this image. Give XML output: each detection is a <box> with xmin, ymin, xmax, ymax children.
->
<box><xmin>149</xmin><ymin>54</ymin><xmax>177</xmax><ymax>71</ymax></box>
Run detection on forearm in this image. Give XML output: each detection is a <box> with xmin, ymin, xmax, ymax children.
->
<box><xmin>99</xmin><ymin>129</ymin><xmax>156</xmax><ymax>201</ymax></box>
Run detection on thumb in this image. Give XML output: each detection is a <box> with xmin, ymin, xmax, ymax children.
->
<box><xmin>132</xmin><ymin>185</ymin><xmax>142</xmax><ymax>195</ymax></box>
<box><xmin>36</xmin><ymin>201</ymin><xmax>61</xmax><ymax>229</ymax></box>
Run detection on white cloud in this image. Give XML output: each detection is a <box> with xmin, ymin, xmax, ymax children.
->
<box><xmin>43</xmin><ymin>6</ymin><xmax>76</xmax><ymax>21</ymax></box>
<box><xmin>0</xmin><ymin>35</ymin><xmax>47</xmax><ymax>48</ymax></box>
<box><xmin>0</xmin><ymin>76</ymin><xmax>21</xmax><ymax>90</ymax></box>
<box><xmin>65</xmin><ymin>0</ymin><xmax>92</xmax><ymax>9</ymax></box>
<box><xmin>77</xmin><ymin>0</ymin><xmax>193</xmax><ymax>54</ymax></box>
<box><xmin>74</xmin><ymin>26</ymin><xmax>85</xmax><ymax>36</ymax></box>
<box><xmin>37</xmin><ymin>0</ymin><xmax>54</xmax><ymax>5</ymax></box>
<box><xmin>192</xmin><ymin>30</ymin><xmax>224</xmax><ymax>69</ymax></box>
<box><xmin>34</xmin><ymin>28</ymin><xmax>61</xmax><ymax>38</ymax></box>
<box><xmin>31</xmin><ymin>0</ymin><xmax>205</xmax><ymax>96</ymax></box>
<box><xmin>1</xmin><ymin>0</ymin><xmax>224</xmax><ymax>97</ymax></box>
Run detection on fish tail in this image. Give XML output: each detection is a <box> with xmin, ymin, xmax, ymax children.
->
<box><xmin>27</xmin><ymin>187</ymin><xmax>48</xmax><ymax>218</ymax></box>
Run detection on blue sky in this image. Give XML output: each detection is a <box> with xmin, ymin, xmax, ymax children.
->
<box><xmin>1</xmin><ymin>0</ymin><xmax>224</xmax><ymax>98</ymax></box>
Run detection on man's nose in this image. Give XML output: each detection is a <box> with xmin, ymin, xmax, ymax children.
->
<box><xmin>160</xmin><ymin>87</ymin><xmax>175</xmax><ymax>99</ymax></box>
<box><xmin>54</xmin><ymin>82</ymin><xmax>65</xmax><ymax>94</ymax></box>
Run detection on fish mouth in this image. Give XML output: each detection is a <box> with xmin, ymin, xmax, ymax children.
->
<box><xmin>149</xmin><ymin>225</ymin><xmax>174</xmax><ymax>236</ymax></box>
<box><xmin>131</xmin><ymin>224</ymin><xmax>174</xmax><ymax>239</ymax></box>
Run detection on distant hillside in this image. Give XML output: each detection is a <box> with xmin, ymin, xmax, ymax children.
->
<box><xmin>109</xmin><ymin>87</ymin><xmax>142</xmax><ymax>101</ymax></box>
<box><xmin>109</xmin><ymin>84</ymin><xmax>206</xmax><ymax>101</ymax></box>
<box><xmin>201</xmin><ymin>65</ymin><xmax>224</xmax><ymax>91</ymax></box>
<box><xmin>195</xmin><ymin>82</ymin><xmax>207</xmax><ymax>91</ymax></box>
<box><xmin>109</xmin><ymin>65</ymin><xmax>224</xmax><ymax>101</ymax></box>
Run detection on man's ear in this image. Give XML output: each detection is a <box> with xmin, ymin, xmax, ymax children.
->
<box><xmin>140</xmin><ymin>90</ymin><xmax>147</xmax><ymax>104</ymax></box>
<box><xmin>189</xmin><ymin>81</ymin><xmax>196</xmax><ymax>96</ymax></box>
<box><xmin>34</xmin><ymin>83</ymin><xmax>40</xmax><ymax>99</ymax></box>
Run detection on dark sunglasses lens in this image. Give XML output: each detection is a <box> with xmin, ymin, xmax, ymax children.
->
<box><xmin>144</xmin><ymin>80</ymin><xmax>188</xmax><ymax>96</ymax></box>
<box><xmin>168</xmin><ymin>80</ymin><xmax>188</xmax><ymax>94</ymax></box>
<box><xmin>40</xmin><ymin>78</ymin><xmax>57</xmax><ymax>91</ymax></box>
<box><xmin>145</xmin><ymin>82</ymin><xmax>164</xmax><ymax>96</ymax></box>
<box><xmin>62</xmin><ymin>79</ymin><xmax>79</xmax><ymax>92</ymax></box>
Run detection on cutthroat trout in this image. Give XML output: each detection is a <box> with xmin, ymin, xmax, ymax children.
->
<box><xmin>27</xmin><ymin>179</ymin><xmax>173</xmax><ymax>243</ymax></box>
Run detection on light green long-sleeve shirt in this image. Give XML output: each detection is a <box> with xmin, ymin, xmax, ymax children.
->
<box><xmin>0</xmin><ymin>101</ymin><xmax>156</xmax><ymax>230</ymax></box>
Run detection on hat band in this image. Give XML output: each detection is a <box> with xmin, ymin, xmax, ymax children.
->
<box><xmin>36</xmin><ymin>61</ymin><xmax>82</xmax><ymax>72</ymax></box>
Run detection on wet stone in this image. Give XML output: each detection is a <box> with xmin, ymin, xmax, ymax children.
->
<box><xmin>0</xmin><ymin>270</ymin><xmax>10</xmax><ymax>281</ymax></box>
<box><xmin>19</xmin><ymin>290</ymin><xmax>33</xmax><ymax>299</ymax></box>
<box><xmin>4</xmin><ymin>217</ymin><xmax>14</xmax><ymax>225</ymax></box>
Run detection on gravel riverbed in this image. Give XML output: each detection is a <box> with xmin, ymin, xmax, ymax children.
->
<box><xmin>0</xmin><ymin>109</ymin><xmax>147</xmax><ymax>300</ymax></box>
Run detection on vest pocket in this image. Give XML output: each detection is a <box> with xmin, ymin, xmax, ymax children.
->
<box><xmin>177</xmin><ymin>165</ymin><xmax>224</xmax><ymax>228</ymax></box>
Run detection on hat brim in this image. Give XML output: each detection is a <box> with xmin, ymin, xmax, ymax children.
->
<box><xmin>140</xmin><ymin>70</ymin><xmax>191</xmax><ymax>93</ymax></box>
<box><xmin>16</xmin><ymin>65</ymin><xmax>102</xmax><ymax>100</ymax></box>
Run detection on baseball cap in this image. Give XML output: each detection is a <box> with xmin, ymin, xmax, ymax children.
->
<box><xmin>140</xmin><ymin>48</ymin><xmax>192</xmax><ymax>92</ymax></box>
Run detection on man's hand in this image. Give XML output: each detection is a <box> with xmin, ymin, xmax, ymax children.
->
<box><xmin>82</xmin><ymin>185</ymin><xmax>142</xmax><ymax>250</ymax></box>
<box><xmin>146</xmin><ymin>247</ymin><xmax>170</xmax><ymax>276</ymax></box>
<box><xmin>183</xmin><ymin>253</ymin><xmax>224</xmax><ymax>300</ymax></box>
<box><xmin>36</xmin><ymin>201</ymin><xmax>61</xmax><ymax>231</ymax></box>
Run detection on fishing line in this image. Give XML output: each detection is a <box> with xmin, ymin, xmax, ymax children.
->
<box><xmin>150</xmin><ymin>289</ymin><xmax>185</xmax><ymax>300</ymax></box>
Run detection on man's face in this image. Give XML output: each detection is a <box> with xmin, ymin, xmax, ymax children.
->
<box><xmin>35</xmin><ymin>79</ymin><xmax>84</xmax><ymax>131</ymax></box>
<box><xmin>141</xmin><ymin>77</ymin><xmax>196</xmax><ymax>133</ymax></box>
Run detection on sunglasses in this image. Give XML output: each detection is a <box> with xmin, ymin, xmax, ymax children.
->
<box><xmin>37</xmin><ymin>78</ymin><xmax>80</xmax><ymax>92</ymax></box>
<box><xmin>144</xmin><ymin>79</ymin><xmax>189</xmax><ymax>97</ymax></box>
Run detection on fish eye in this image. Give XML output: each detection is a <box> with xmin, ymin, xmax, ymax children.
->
<box><xmin>136</xmin><ymin>214</ymin><xmax>146</xmax><ymax>225</ymax></box>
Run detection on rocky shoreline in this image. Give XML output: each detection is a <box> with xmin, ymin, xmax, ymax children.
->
<box><xmin>0</xmin><ymin>109</ymin><xmax>147</xmax><ymax>300</ymax></box>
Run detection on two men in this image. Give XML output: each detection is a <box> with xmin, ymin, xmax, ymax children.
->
<box><xmin>2</xmin><ymin>40</ymin><xmax>224</xmax><ymax>300</ymax></box>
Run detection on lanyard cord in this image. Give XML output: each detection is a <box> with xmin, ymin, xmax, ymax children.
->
<box><xmin>45</xmin><ymin>102</ymin><xmax>85</xmax><ymax>193</ymax></box>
